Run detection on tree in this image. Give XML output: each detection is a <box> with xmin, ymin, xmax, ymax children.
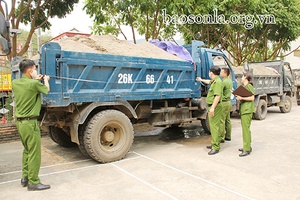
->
<box><xmin>84</xmin><ymin>0</ymin><xmax>194</xmax><ymax>43</ymax></box>
<box><xmin>178</xmin><ymin>0</ymin><xmax>300</xmax><ymax>65</ymax></box>
<box><xmin>84</xmin><ymin>0</ymin><xmax>300</xmax><ymax>65</ymax></box>
<box><xmin>0</xmin><ymin>0</ymin><xmax>79</xmax><ymax>59</ymax></box>
<box><xmin>17</xmin><ymin>29</ymin><xmax>52</xmax><ymax>58</ymax></box>
<box><xmin>84</xmin><ymin>0</ymin><xmax>138</xmax><ymax>43</ymax></box>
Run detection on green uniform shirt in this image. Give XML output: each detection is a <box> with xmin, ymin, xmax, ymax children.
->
<box><xmin>206</xmin><ymin>76</ymin><xmax>223</xmax><ymax>104</ymax></box>
<box><xmin>222</xmin><ymin>77</ymin><xmax>233</xmax><ymax>102</ymax></box>
<box><xmin>240</xmin><ymin>83</ymin><xmax>255</xmax><ymax>114</ymax></box>
<box><xmin>12</xmin><ymin>75</ymin><xmax>48</xmax><ymax>118</ymax></box>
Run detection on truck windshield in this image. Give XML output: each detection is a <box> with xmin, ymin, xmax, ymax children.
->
<box><xmin>212</xmin><ymin>55</ymin><xmax>232</xmax><ymax>79</ymax></box>
<box><xmin>284</xmin><ymin>63</ymin><xmax>293</xmax><ymax>86</ymax></box>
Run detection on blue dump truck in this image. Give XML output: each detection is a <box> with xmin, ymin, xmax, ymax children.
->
<box><xmin>12</xmin><ymin>40</ymin><xmax>238</xmax><ymax>163</ymax></box>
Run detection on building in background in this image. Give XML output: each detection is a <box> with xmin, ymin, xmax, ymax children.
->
<box><xmin>51</xmin><ymin>28</ymin><xmax>90</xmax><ymax>41</ymax></box>
<box><xmin>284</xmin><ymin>36</ymin><xmax>300</xmax><ymax>69</ymax></box>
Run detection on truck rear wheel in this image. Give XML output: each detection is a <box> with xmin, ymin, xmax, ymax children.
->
<box><xmin>78</xmin><ymin>124</ymin><xmax>89</xmax><ymax>157</ymax></box>
<box><xmin>201</xmin><ymin>113</ymin><xmax>210</xmax><ymax>134</ymax></box>
<box><xmin>280</xmin><ymin>96</ymin><xmax>292</xmax><ymax>113</ymax></box>
<box><xmin>254</xmin><ymin>99</ymin><xmax>267</xmax><ymax>120</ymax></box>
<box><xmin>297</xmin><ymin>90</ymin><xmax>300</xmax><ymax>105</ymax></box>
<box><xmin>49</xmin><ymin>126</ymin><xmax>77</xmax><ymax>148</ymax></box>
<box><xmin>83</xmin><ymin>110</ymin><xmax>134</xmax><ymax>163</ymax></box>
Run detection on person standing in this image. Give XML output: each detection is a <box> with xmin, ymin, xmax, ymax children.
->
<box><xmin>12</xmin><ymin>59</ymin><xmax>51</xmax><ymax>191</ymax></box>
<box><xmin>235</xmin><ymin>72</ymin><xmax>255</xmax><ymax>157</ymax></box>
<box><xmin>196</xmin><ymin>66</ymin><xmax>223</xmax><ymax>155</ymax></box>
<box><xmin>219</xmin><ymin>68</ymin><xmax>233</xmax><ymax>142</ymax></box>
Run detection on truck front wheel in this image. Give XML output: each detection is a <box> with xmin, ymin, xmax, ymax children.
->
<box><xmin>280</xmin><ymin>95</ymin><xmax>292</xmax><ymax>113</ymax></box>
<box><xmin>254</xmin><ymin>99</ymin><xmax>267</xmax><ymax>120</ymax></box>
<box><xmin>83</xmin><ymin>110</ymin><xmax>134</xmax><ymax>163</ymax></box>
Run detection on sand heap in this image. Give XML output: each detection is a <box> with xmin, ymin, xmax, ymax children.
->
<box><xmin>231</xmin><ymin>66</ymin><xmax>244</xmax><ymax>75</ymax></box>
<box><xmin>53</xmin><ymin>35</ymin><xmax>184</xmax><ymax>61</ymax></box>
<box><xmin>232</xmin><ymin>64</ymin><xmax>280</xmax><ymax>86</ymax></box>
<box><xmin>232</xmin><ymin>64</ymin><xmax>280</xmax><ymax>76</ymax></box>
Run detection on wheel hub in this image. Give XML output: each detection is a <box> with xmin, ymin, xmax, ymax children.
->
<box><xmin>103</xmin><ymin>131</ymin><xmax>115</xmax><ymax>142</ymax></box>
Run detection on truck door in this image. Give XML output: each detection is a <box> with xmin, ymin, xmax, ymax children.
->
<box><xmin>283</xmin><ymin>63</ymin><xmax>294</xmax><ymax>93</ymax></box>
<box><xmin>211</xmin><ymin>54</ymin><xmax>237</xmax><ymax>107</ymax></box>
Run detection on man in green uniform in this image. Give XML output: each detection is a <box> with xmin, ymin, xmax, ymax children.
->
<box><xmin>12</xmin><ymin>59</ymin><xmax>51</xmax><ymax>191</ymax></box>
<box><xmin>219</xmin><ymin>68</ymin><xmax>233</xmax><ymax>142</ymax></box>
<box><xmin>196</xmin><ymin>66</ymin><xmax>223</xmax><ymax>155</ymax></box>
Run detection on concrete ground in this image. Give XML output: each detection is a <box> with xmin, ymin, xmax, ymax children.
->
<box><xmin>1</xmin><ymin>101</ymin><xmax>300</xmax><ymax>200</ymax></box>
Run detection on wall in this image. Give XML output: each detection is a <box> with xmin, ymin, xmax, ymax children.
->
<box><xmin>284</xmin><ymin>36</ymin><xmax>300</xmax><ymax>69</ymax></box>
<box><xmin>0</xmin><ymin>123</ymin><xmax>48</xmax><ymax>143</ymax></box>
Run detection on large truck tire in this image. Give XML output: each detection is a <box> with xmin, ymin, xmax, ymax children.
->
<box><xmin>280</xmin><ymin>95</ymin><xmax>292</xmax><ymax>113</ymax></box>
<box><xmin>77</xmin><ymin>124</ymin><xmax>89</xmax><ymax>157</ymax></box>
<box><xmin>297</xmin><ymin>88</ymin><xmax>300</xmax><ymax>105</ymax></box>
<box><xmin>254</xmin><ymin>99</ymin><xmax>267</xmax><ymax>120</ymax></box>
<box><xmin>83</xmin><ymin>110</ymin><xmax>134</xmax><ymax>163</ymax></box>
<box><xmin>201</xmin><ymin>114</ymin><xmax>210</xmax><ymax>134</ymax></box>
<box><xmin>48</xmin><ymin>126</ymin><xmax>77</xmax><ymax>148</ymax></box>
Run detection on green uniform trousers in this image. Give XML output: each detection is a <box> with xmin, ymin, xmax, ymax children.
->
<box><xmin>208</xmin><ymin>103</ymin><xmax>223</xmax><ymax>150</ymax></box>
<box><xmin>16</xmin><ymin>120</ymin><xmax>41</xmax><ymax>185</ymax></box>
<box><xmin>241</xmin><ymin>113</ymin><xmax>252</xmax><ymax>151</ymax></box>
<box><xmin>219</xmin><ymin>101</ymin><xmax>232</xmax><ymax>140</ymax></box>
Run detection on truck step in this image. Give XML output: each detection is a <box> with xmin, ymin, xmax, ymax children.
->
<box><xmin>151</xmin><ymin>107</ymin><xmax>199</xmax><ymax>114</ymax></box>
<box><xmin>151</xmin><ymin>118</ymin><xmax>196</xmax><ymax>126</ymax></box>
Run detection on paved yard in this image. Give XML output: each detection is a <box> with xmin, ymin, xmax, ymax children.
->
<box><xmin>1</xmin><ymin>102</ymin><xmax>300</xmax><ymax>200</ymax></box>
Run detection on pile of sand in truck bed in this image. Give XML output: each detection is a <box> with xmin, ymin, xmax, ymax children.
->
<box><xmin>231</xmin><ymin>66</ymin><xmax>244</xmax><ymax>75</ymax></box>
<box><xmin>54</xmin><ymin>35</ymin><xmax>184</xmax><ymax>61</ymax></box>
<box><xmin>232</xmin><ymin>65</ymin><xmax>280</xmax><ymax>86</ymax></box>
<box><xmin>232</xmin><ymin>64</ymin><xmax>280</xmax><ymax>76</ymax></box>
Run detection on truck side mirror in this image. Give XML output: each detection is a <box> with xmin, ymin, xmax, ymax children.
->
<box><xmin>0</xmin><ymin>12</ymin><xmax>8</xmax><ymax>36</ymax></box>
<box><xmin>0</xmin><ymin>1</ymin><xmax>11</xmax><ymax>55</ymax></box>
<box><xmin>243</xmin><ymin>62</ymin><xmax>249</xmax><ymax>71</ymax></box>
<box><xmin>0</xmin><ymin>37</ymin><xmax>9</xmax><ymax>53</ymax></box>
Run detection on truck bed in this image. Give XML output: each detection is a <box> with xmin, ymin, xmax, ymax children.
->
<box><xmin>40</xmin><ymin>42</ymin><xmax>198</xmax><ymax>107</ymax></box>
<box><xmin>233</xmin><ymin>63</ymin><xmax>281</xmax><ymax>95</ymax></box>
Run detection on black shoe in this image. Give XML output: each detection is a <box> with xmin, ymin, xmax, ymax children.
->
<box><xmin>220</xmin><ymin>139</ymin><xmax>225</xmax><ymax>143</ymax></box>
<box><xmin>27</xmin><ymin>183</ymin><xmax>51</xmax><ymax>191</ymax></box>
<box><xmin>208</xmin><ymin>149</ymin><xmax>219</xmax><ymax>155</ymax></box>
<box><xmin>225</xmin><ymin>138</ymin><xmax>231</xmax><ymax>141</ymax></box>
<box><xmin>206</xmin><ymin>145</ymin><xmax>212</xmax><ymax>149</ymax></box>
<box><xmin>21</xmin><ymin>177</ymin><xmax>28</xmax><ymax>187</ymax></box>
<box><xmin>239</xmin><ymin>151</ymin><xmax>250</xmax><ymax>157</ymax></box>
<box><xmin>238</xmin><ymin>147</ymin><xmax>252</xmax><ymax>152</ymax></box>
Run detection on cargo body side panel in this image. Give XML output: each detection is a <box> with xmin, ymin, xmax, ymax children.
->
<box><xmin>41</xmin><ymin>43</ymin><xmax>198</xmax><ymax>107</ymax></box>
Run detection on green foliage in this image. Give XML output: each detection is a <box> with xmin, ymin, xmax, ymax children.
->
<box><xmin>4</xmin><ymin>92</ymin><xmax>13</xmax><ymax>122</ymax></box>
<box><xmin>179</xmin><ymin>0</ymin><xmax>300</xmax><ymax>65</ymax></box>
<box><xmin>18</xmin><ymin>0</ymin><xmax>79</xmax><ymax>31</ymax></box>
<box><xmin>84</xmin><ymin>0</ymin><xmax>299</xmax><ymax>65</ymax></box>
<box><xmin>84</xmin><ymin>0</ymin><xmax>194</xmax><ymax>42</ymax></box>
<box><xmin>0</xmin><ymin>92</ymin><xmax>13</xmax><ymax>123</ymax></box>
<box><xmin>17</xmin><ymin>29</ymin><xmax>52</xmax><ymax>58</ymax></box>
<box><xmin>3</xmin><ymin>0</ymin><xmax>80</xmax><ymax>58</ymax></box>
